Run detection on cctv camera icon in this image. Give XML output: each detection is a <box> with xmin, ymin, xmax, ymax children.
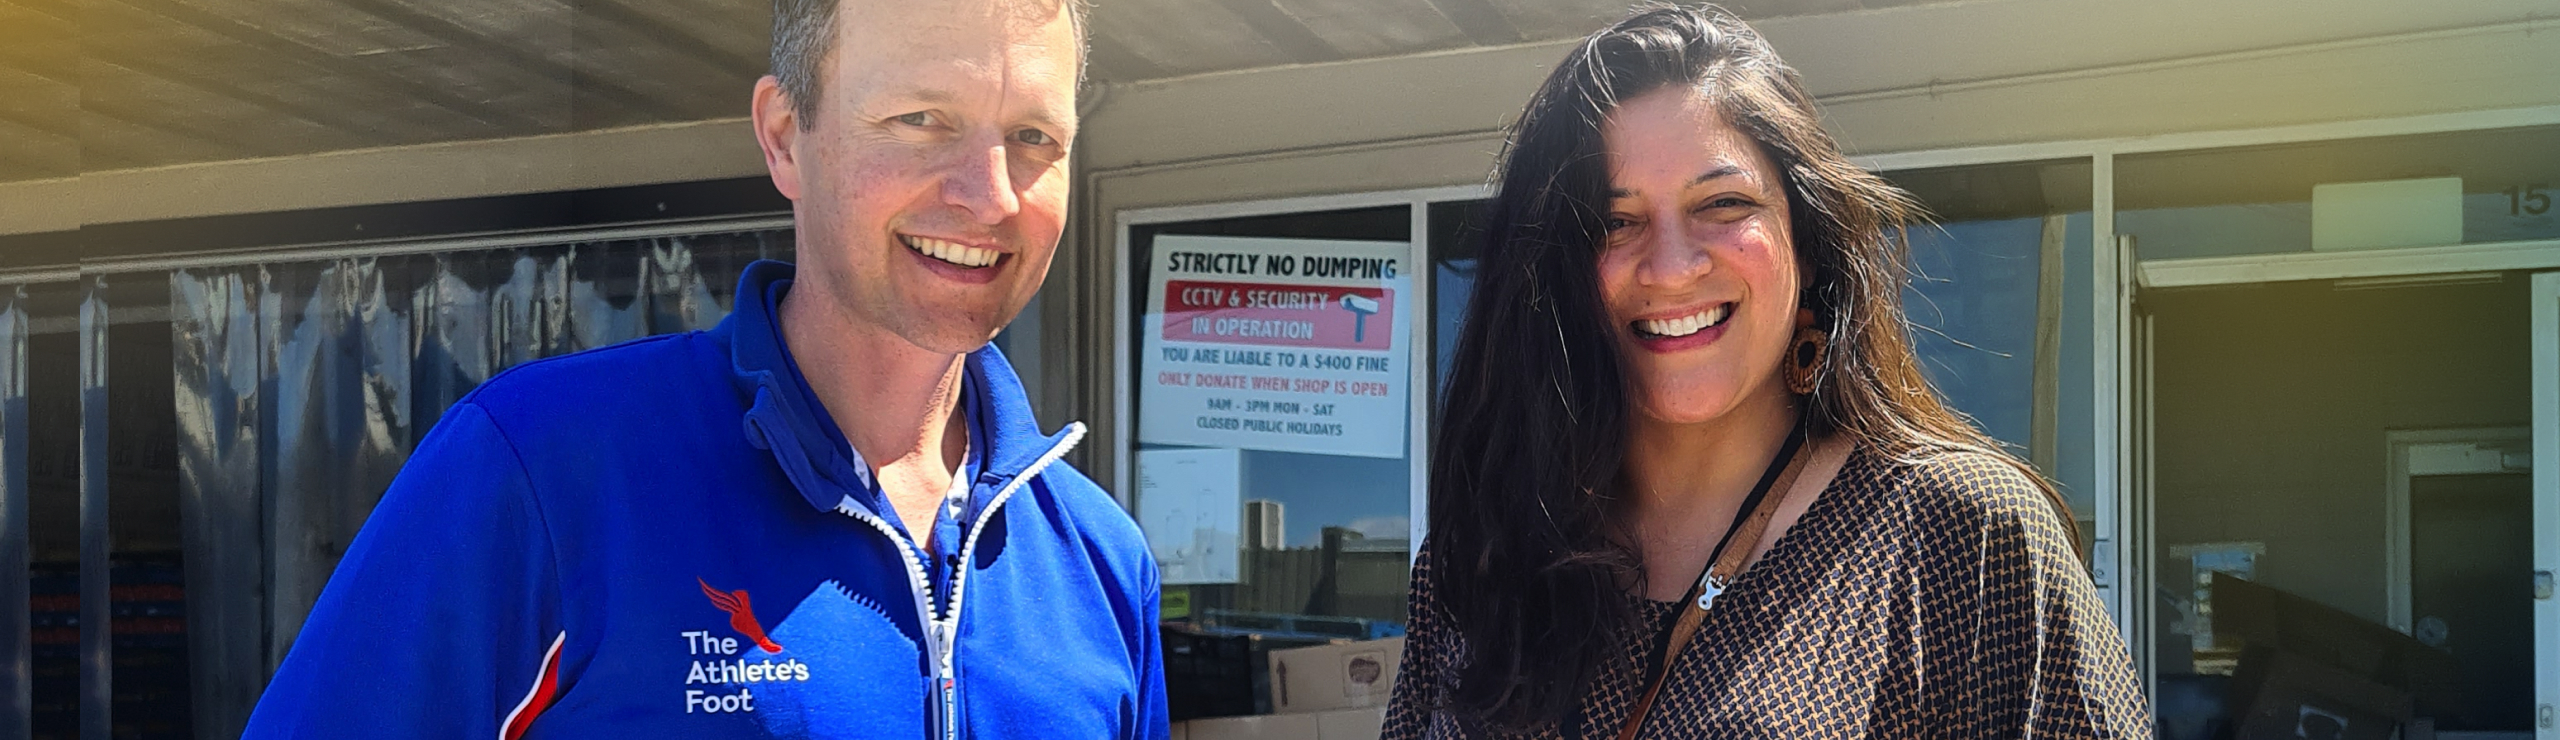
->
<box><xmin>1340</xmin><ymin>294</ymin><xmax>1380</xmax><ymax>342</ymax></box>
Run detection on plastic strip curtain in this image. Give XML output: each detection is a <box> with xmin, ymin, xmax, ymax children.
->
<box><xmin>171</xmin><ymin>229</ymin><xmax>785</xmax><ymax>738</ymax></box>
<box><xmin>0</xmin><ymin>287</ymin><xmax>28</xmax><ymax>738</ymax></box>
<box><xmin>77</xmin><ymin>277</ymin><xmax>110</xmax><ymax>740</ymax></box>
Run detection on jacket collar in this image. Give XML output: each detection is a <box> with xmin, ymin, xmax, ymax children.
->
<box><xmin>711</xmin><ymin>260</ymin><xmax>1074</xmax><ymax>515</ymax></box>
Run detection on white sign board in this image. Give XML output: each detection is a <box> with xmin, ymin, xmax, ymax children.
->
<box><xmin>2311</xmin><ymin>177</ymin><xmax>2463</xmax><ymax>252</ymax></box>
<box><xmin>1136</xmin><ymin>448</ymin><xmax>1243</xmax><ymax>585</ymax></box>
<box><xmin>1138</xmin><ymin>236</ymin><xmax>1411</xmax><ymax>459</ymax></box>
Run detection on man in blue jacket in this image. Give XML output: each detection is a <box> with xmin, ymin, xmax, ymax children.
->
<box><xmin>245</xmin><ymin>0</ymin><xmax>1167</xmax><ymax>737</ymax></box>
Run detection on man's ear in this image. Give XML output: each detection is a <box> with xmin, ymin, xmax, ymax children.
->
<box><xmin>752</xmin><ymin>76</ymin><xmax>805</xmax><ymax>201</ymax></box>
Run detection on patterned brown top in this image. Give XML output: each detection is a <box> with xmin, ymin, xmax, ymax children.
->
<box><xmin>1383</xmin><ymin>448</ymin><xmax>2153</xmax><ymax>739</ymax></box>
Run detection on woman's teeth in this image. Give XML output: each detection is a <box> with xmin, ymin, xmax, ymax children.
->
<box><xmin>1636</xmin><ymin>304</ymin><xmax>1731</xmax><ymax>338</ymax></box>
<box><xmin>902</xmin><ymin>235</ymin><xmax>1001</xmax><ymax>268</ymax></box>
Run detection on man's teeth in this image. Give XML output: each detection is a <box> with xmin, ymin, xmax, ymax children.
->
<box><xmin>903</xmin><ymin>235</ymin><xmax>1000</xmax><ymax>268</ymax></box>
<box><xmin>1638</xmin><ymin>304</ymin><xmax>1732</xmax><ymax>338</ymax></box>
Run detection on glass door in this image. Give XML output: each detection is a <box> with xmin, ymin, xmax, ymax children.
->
<box><xmin>2117</xmin><ymin>123</ymin><xmax>2560</xmax><ymax>738</ymax></box>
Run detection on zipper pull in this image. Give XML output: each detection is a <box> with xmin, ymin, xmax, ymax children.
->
<box><xmin>925</xmin><ymin>621</ymin><xmax>960</xmax><ymax>739</ymax></box>
<box><xmin>919</xmin><ymin>670</ymin><xmax>957</xmax><ymax>740</ymax></box>
<box><xmin>941</xmin><ymin>676</ymin><xmax>960</xmax><ymax>740</ymax></box>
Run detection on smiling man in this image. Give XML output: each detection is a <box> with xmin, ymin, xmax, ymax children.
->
<box><xmin>242</xmin><ymin>1</ymin><xmax>1167</xmax><ymax>738</ymax></box>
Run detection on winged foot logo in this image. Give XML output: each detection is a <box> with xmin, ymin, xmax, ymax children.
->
<box><xmin>682</xmin><ymin>578</ymin><xmax>812</xmax><ymax>715</ymax></box>
<box><xmin>700</xmin><ymin>578</ymin><xmax>785</xmax><ymax>653</ymax></box>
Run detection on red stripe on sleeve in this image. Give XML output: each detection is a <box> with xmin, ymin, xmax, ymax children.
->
<box><xmin>501</xmin><ymin>632</ymin><xmax>567</xmax><ymax>740</ymax></box>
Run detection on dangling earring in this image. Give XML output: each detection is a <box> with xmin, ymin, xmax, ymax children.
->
<box><xmin>1784</xmin><ymin>327</ymin><xmax>1829</xmax><ymax>396</ymax></box>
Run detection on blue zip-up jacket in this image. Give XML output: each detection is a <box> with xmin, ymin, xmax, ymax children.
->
<box><xmin>246</xmin><ymin>261</ymin><xmax>1168</xmax><ymax>740</ymax></box>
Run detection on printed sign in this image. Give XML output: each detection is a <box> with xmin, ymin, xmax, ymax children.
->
<box><xmin>1139</xmin><ymin>236</ymin><xmax>1411</xmax><ymax>458</ymax></box>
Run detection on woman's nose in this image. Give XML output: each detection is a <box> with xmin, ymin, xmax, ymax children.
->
<box><xmin>1635</xmin><ymin>219</ymin><xmax>1713</xmax><ymax>287</ymax></box>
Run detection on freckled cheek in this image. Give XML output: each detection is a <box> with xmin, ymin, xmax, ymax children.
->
<box><xmin>1722</xmin><ymin>225</ymin><xmax>1798</xmax><ymax>299</ymax></box>
<box><xmin>827</xmin><ymin>152</ymin><xmax>951</xmax><ymax>214</ymax></box>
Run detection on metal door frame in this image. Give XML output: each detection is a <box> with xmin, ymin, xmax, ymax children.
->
<box><xmin>2530</xmin><ymin>272</ymin><xmax>2560</xmax><ymax>738</ymax></box>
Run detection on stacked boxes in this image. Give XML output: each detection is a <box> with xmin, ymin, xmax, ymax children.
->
<box><xmin>1266</xmin><ymin>638</ymin><xmax>1401</xmax><ymax>715</ymax></box>
<box><xmin>1175</xmin><ymin>636</ymin><xmax>1405</xmax><ymax>740</ymax></box>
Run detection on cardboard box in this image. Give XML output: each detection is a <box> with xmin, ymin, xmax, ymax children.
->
<box><xmin>1180</xmin><ymin>707</ymin><xmax>1389</xmax><ymax>740</ymax></box>
<box><xmin>1268</xmin><ymin>637</ymin><xmax>1403</xmax><ymax>714</ymax></box>
<box><xmin>1314</xmin><ymin>706</ymin><xmax>1387</xmax><ymax>740</ymax></box>
<box><xmin>2210</xmin><ymin>574</ymin><xmax>2462</xmax><ymax>718</ymax></box>
<box><xmin>1182</xmin><ymin>712</ymin><xmax>1319</xmax><ymax>740</ymax></box>
<box><xmin>2229</xmin><ymin>646</ymin><xmax>2411</xmax><ymax>740</ymax></box>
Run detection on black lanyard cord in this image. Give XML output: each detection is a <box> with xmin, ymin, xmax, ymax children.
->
<box><xmin>1668</xmin><ymin>420</ymin><xmax>1809</xmax><ymax>619</ymax></box>
<box><xmin>1629</xmin><ymin>420</ymin><xmax>1810</xmax><ymax>739</ymax></box>
<box><xmin>1570</xmin><ymin>419</ymin><xmax>1811</xmax><ymax>740</ymax></box>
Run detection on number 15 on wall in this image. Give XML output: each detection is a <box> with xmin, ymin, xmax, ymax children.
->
<box><xmin>2508</xmin><ymin>184</ymin><xmax>2551</xmax><ymax>216</ymax></box>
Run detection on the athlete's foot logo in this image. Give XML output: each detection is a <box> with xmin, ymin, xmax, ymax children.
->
<box><xmin>700</xmin><ymin>578</ymin><xmax>786</xmax><ymax>653</ymax></box>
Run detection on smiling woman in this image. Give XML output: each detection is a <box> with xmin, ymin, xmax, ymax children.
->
<box><xmin>1385</xmin><ymin>5</ymin><xmax>2150</xmax><ymax>739</ymax></box>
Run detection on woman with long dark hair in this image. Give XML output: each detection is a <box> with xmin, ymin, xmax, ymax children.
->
<box><xmin>1384</xmin><ymin>5</ymin><xmax>2150</xmax><ymax>738</ymax></box>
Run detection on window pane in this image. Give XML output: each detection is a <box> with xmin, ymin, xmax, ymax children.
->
<box><xmin>1885</xmin><ymin>160</ymin><xmax>2095</xmax><ymax>519</ymax></box>
<box><xmin>1425</xmin><ymin>200</ymin><xmax>1488</xmax><ymax>409</ymax></box>
<box><xmin>1126</xmin><ymin>206</ymin><xmax>1417</xmax><ymax>719</ymax></box>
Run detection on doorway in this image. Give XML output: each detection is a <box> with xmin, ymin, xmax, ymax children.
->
<box><xmin>2142</xmin><ymin>275</ymin><xmax>2533</xmax><ymax>737</ymax></box>
<box><xmin>2390</xmin><ymin>429</ymin><xmax>2534</xmax><ymax>734</ymax></box>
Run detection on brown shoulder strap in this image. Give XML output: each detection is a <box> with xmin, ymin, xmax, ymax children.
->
<box><xmin>1613</xmin><ymin>444</ymin><xmax>1813</xmax><ymax>740</ymax></box>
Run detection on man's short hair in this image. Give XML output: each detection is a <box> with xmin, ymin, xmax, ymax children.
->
<box><xmin>770</xmin><ymin>0</ymin><xmax>1092</xmax><ymax>131</ymax></box>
